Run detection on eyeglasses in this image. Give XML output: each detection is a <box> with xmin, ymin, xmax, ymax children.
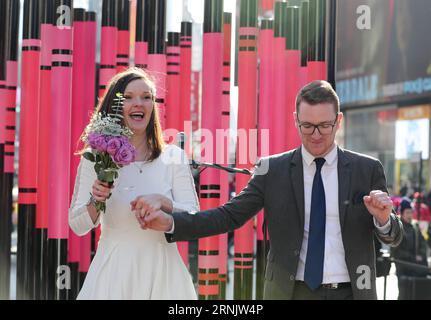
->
<box><xmin>297</xmin><ymin>114</ymin><xmax>339</xmax><ymax>136</ymax></box>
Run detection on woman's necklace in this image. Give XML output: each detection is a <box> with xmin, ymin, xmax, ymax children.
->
<box><xmin>133</xmin><ymin>161</ymin><xmax>146</xmax><ymax>174</ymax></box>
<box><xmin>133</xmin><ymin>149</ymin><xmax>150</xmax><ymax>173</ymax></box>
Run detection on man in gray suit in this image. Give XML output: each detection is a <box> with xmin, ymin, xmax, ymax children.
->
<box><xmin>132</xmin><ymin>80</ymin><xmax>403</xmax><ymax>300</ymax></box>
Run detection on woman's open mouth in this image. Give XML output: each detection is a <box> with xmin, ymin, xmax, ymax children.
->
<box><xmin>129</xmin><ymin>112</ymin><xmax>145</xmax><ymax>121</ymax></box>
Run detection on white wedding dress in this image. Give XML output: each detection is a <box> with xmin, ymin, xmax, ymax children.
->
<box><xmin>69</xmin><ymin>145</ymin><xmax>199</xmax><ymax>300</ymax></box>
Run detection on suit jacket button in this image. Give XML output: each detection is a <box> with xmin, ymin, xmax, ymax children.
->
<box><xmin>289</xmin><ymin>275</ymin><xmax>295</xmax><ymax>281</ymax></box>
<box><xmin>294</xmin><ymin>250</ymin><xmax>300</xmax><ymax>256</ymax></box>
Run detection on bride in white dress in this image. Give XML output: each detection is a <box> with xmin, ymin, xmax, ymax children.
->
<box><xmin>69</xmin><ymin>68</ymin><xmax>199</xmax><ymax>300</ymax></box>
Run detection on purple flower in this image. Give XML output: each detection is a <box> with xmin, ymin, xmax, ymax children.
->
<box><xmin>106</xmin><ymin>136</ymin><xmax>123</xmax><ymax>156</ymax></box>
<box><xmin>113</xmin><ymin>144</ymin><xmax>136</xmax><ymax>165</ymax></box>
<box><xmin>119</xmin><ymin>136</ymin><xmax>130</xmax><ymax>145</ymax></box>
<box><xmin>88</xmin><ymin>133</ymin><xmax>108</xmax><ymax>152</ymax></box>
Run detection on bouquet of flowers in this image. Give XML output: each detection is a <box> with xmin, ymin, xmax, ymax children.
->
<box><xmin>81</xmin><ymin>93</ymin><xmax>136</xmax><ymax>213</ymax></box>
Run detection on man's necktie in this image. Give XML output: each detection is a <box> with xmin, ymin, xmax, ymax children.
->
<box><xmin>304</xmin><ymin>157</ymin><xmax>326</xmax><ymax>290</ymax></box>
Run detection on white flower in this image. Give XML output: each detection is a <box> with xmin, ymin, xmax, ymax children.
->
<box><xmin>82</xmin><ymin>93</ymin><xmax>134</xmax><ymax>143</ymax></box>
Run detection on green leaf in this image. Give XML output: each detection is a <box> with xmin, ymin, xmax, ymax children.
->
<box><xmin>95</xmin><ymin>201</ymin><xmax>106</xmax><ymax>213</ymax></box>
<box><xmin>97</xmin><ymin>170</ymin><xmax>107</xmax><ymax>182</ymax></box>
<box><xmin>94</xmin><ymin>163</ymin><xmax>102</xmax><ymax>174</ymax></box>
<box><xmin>98</xmin><ymin>170</ymin><xmax>115</xmax><ymax>183</ymax></box>
<box><xmin>83</xmin><ymin>152</ymin><xmax>95</xmax><ymax>162</ymax></box>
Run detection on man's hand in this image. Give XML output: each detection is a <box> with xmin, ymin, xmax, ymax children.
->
<box><xmin>131</xmin><ymin>194</ymin><xmax>163</xmax><ymax>213</ymax></box>
<box><xmin>363</xmin><ymin>190</ymin><xmax>392</xmax><ymax>226</ymax></box>
<box><xmin>130</xmin><ymin>194</ymin><xmax>173</xmax><ymax>217</ymax></box>
<box><xmin>134</xmin><ymin>209</ymin><xmax>174</xmax><ymax>232</ymax></box>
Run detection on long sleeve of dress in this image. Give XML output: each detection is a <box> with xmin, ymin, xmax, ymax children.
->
<box><xmin>69</xmin><ymin>157</ymin><xmax>101</xmax><ymax>236</ymax></box>
<box><xmin>166</xmin><ymin>145</ymin><xmax>200</xmax><ymax>213</ymax></box>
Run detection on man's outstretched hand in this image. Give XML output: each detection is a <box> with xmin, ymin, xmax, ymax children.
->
<box><xmin>363</xmin><ymin>190</ymin><xmax>392</xmax><ymax>226</ymax></box>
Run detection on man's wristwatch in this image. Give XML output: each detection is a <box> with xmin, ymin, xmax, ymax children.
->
<box><xmin>86</xmin><ymin>193</ymin><xmax>97</xmax><ymax>207</ymax></box>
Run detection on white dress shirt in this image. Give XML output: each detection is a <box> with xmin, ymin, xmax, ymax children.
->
<box><xmin>295</xmin><ymin>144</ymin><xmax>390</xmax><ymax>284</ymax></box>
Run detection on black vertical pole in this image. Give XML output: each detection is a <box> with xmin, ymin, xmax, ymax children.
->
<box><xmin>135</xmin><ymin>0</ymin><xmax>150</xmax><ymax>69</ymax></box>
<box><xmin>317</xmin><ymin>0</ymin><xmax>326</xmax><ymax>64</ymax></box>
<box><xmin>417</xmin><ymin>152</ymin><xmax>423</xmax><ymax>221</ymax></box>
<box><xmin>327</xmin><ymin>0</ymin><xmax>336</xmax><ymax>89</ymax></box>
<box><xmin>0</xmin><ymin>0</ymin><xmax>6</xmax><ymax>195</ymax></box>
<box><xmin>300</xmin><ymin>0</ymin><xmax>309</xmax><ymax>69</ymax></box>
<box><xmin>307</xmin><ymin>0</ymin><xmax>326</xmax><ymax>82</ymax></box>
<box><xmin>0</xmin><ymin>0</ymin><xmax>9</xmax><ymax>300</ymax></box>
<box><xmin>144</xmin><ymin>0</ymin><xmax>151</xmax><ymax>52</ymax></box>
<box><xmin>148</xmin><ymin>0</ymin><xmax>166</xmax><ymax>55</ymax></box>
<box><xmin>307</xmin><ymin>0</ymin><xmax>316</xmax><ymax>66</ymax></box>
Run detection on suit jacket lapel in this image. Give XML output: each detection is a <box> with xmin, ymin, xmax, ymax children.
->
<box><xmin>290</xmin><ymin>147</ymin><xmax>305</xmax><ymax>230</ymax></box>
<box><xmin>337</xmin><ymin>147</ymin><xmax>352</xmax><ymax>230</ymax></box>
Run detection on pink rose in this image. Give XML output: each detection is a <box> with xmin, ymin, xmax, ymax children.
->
<box><xmin>113</xmin><ymin>144</ymin><xmax>136</xmax><ymax>165</ymax></box>
<box><xmin>88</xmin><ymin>133</ymin><xmax>108</xmax><ymax>152</ymax></box>
<box><xmin>106</xmin><ymin>137</ymin><xmax>123</xmax><ymax>156</ymax></box>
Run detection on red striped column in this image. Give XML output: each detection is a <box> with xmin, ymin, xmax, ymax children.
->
<box><xmin>116</xmin><ymin>0</ymin><xmax>130</xmax><ymax>73</ymax></box>
<box><xmin>218</xmin><ymin>12</ymin><xmax>232</xmax><ymax>300</ymax></box>
<box><xmin>47</xmin><ymin>0</ymin><xmax>73</xmax><ymax>300</ymax></box>
<box><xmin>259</xmin><ymin>0</ymin><xmax>275</xmax><ymax>15</ymax></box>
<box><xmin>307</xmin><ymin>0</ymin><xmax>327</xmax><ymax>82</ymax></box>
<box><xmin>198</xmin><ymin>0</ymin><xmax>223</xmax><ymax>300</ymax></box>
<box><xmin>176</xmin><ymin>21</ymin><xmax>193</xmax><ymax>267</ymax></box>
<box><xmin>35</xmin><ymin>0</ymin><xmax>55</xmax><ymax>300</ymax></box>
<box><xmin>135</xmin><ymin>0</ymin><xmax>150</xmax><ymax>69</ymax></box>
<box><xmin>175</xmin><ymin>133</ymin><xmax>190</xmax><ymax>269</ymax></box>
<box><xmin>179</xmin><ymin>21</ymin><xmax>193</xmax><ymax>156</ymax></box>
<box><xmin>68</xmin><ymin>8</ymin><xmax>88</xmax><ymax>300</ymax></box>
<box><xmin>286</xmin><ymin>6</ymin><xmax>301</xmax><ymax>150</ymax></box>
<box><xmin>166</xmin><ymin>32</ymin><xmax>181</xmax><ymax>132</ymax></box>
<box><xmin>256</xmin><ymin>18</ymin><xmax>273</xmax><ymax>300</ymax></box>
<box><xmin>79</xmin><ymin>10</ymin><xmax>97</xmax><ymax>290</ymax></box>
<box><xmin>234</xmin><ymin>0</ymin><xmax>258</xmax><ymax>300</ymax></box>
<box><xmin>17</xmin><ymin>0</ymin><xmax>41</xmax><ymax>300</ymax></box>
<box><xmin>191</xmin><ymin>71</ymin><xmax>200</xmax><ymax>133</ymax></box>
<box><xmin>147</xmin><ymin>0</ymin><xmax>167</xmax><ymax>130</ymax></box>
<box><xmin>99</xmin><ymin>0</ymin><xmax>118</xmax><ymax>97</ymax></box>
<box><xmin>94</xmin><ymin>0</ymin><xmax>119</xmax><ymax>251</ymax></box>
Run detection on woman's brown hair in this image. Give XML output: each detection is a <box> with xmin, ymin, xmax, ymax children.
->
<box><xmin>79</xmin><ymin>67</ymin><xmax>165</xmax><ymax>161</ymax></box>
